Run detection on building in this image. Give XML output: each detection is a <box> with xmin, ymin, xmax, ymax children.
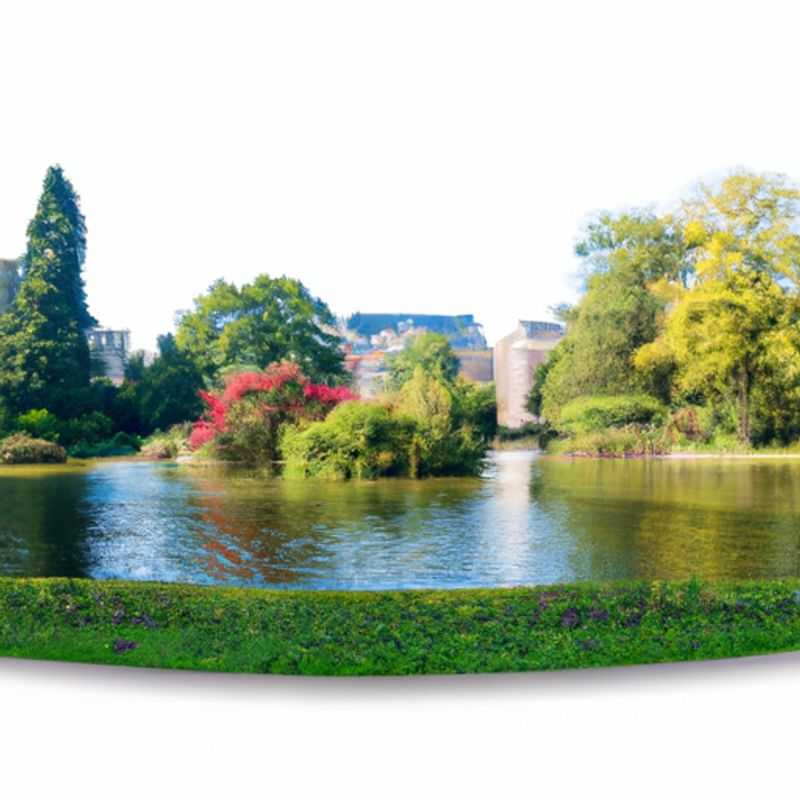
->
<box><xmin>345</xmin><ymin>313</ymin><xmax>488</xmax><ymax>352</ymax></box>
<box><xmin>343</xmin><ymin>350</ymin><xmax>390</xmax><ymax>398</ymax></box>
<box><xmin>87</xmin><ymin>328</ymin><xmax>131</xmax><ymax>385</ymax></box>
<box><xmin>453</xmin><ymin>348</ymin><xmax>494</xmax><ymax>384</ymax></box>
<box><xmin>0</xmin><ymin>259</ymin><xmax>20</xmax><ymax>314</ymax></box>
<box><xmin>493</xmin><ymin>320</ymin><xmax>564</xmax><ymax>429</ymax></box>
<box><xmin>342</xmin><ymin>313</ymin><xmax>491</xmax><ymax>396</ymax></box>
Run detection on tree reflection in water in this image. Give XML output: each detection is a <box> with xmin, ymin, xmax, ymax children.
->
<box><xmin>3</xmin><ymin>454</ymin><xmax>800</xmax><ymax>588</ymax></box>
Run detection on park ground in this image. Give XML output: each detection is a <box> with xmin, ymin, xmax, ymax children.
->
<box><xmin>1</xmin><ymin>576</ymin><xmax>800</xmax><ymax>675</ymax></box>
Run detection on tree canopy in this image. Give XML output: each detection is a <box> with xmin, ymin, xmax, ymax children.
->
<box><xmin>538</xmin><ymin>170</ymin><xmax>800</xmax><ymax>447</ymax></box>
<box><xmin>539</xmin><ymin>211</ymin><xmax>687</xmax><ymax>421</ymax></box>
<box><xmin>175</xmin><ymin>275</ymin><xmax>347</xmax><ymax>385</ymax></box>
<box><xmin>386</xmin><ymin>332</ymin><xmax>460</xmax><ymax>391</ymax></box>
<box><xmin>634</xmin><ymin>172</ymin><xmax>800</xmax><ymax>443</ymax></box>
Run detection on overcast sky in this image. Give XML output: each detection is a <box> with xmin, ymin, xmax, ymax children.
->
<box><xmin>2</xmin><ymin>1</ymin><xmax>799</xmax><ymax>351</ymax></box>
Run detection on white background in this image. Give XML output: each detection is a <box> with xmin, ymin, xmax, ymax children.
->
<box><xmin>3</xmin><ymin>1</ymin><xmax>800</xmax><ymax>795</ymax></box>
<box><xmin>1</xmin><ymin>652</ymin><xmax>799</xmax><ymax>798</ymax></box>
<box><xmin>4</xmin><ymin>1</ymin><xmax>800</xmax><ymax>350</ymax></box>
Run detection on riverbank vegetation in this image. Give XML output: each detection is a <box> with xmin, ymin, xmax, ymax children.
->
<box><xmin>2</xmin><ymin>576</ymin><xmax>799</xmax><ymax>675</ymax></box>
<box><xmin>186</xmin><ymin>333</ymin><xmax>497</xmax><ymax>477</ymax></box>
<box><xmin>0</xmin><ymin>434</ymin><xmax>66</xmax><ymax>464</ymax></box>
<box><xmin>533</xmin><ymin>171</ymin><xmax>800</xmax><ymax>457</ymax></box>
<box><xmin>0</xmin><ymin>166</ymin><xmax>496</xmax><ymax>474</ymax></box>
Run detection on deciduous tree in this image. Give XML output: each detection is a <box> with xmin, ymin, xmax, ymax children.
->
<box><xmin>175</xmin><ymin>275</ymin><xmax>347</xmax><ymax>385</ymax></box>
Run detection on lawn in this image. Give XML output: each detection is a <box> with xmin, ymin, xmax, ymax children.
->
<box><xmin>1</xmin><ymin>576</ymin><xmax>800</xmax><ymax>675</ymax></box>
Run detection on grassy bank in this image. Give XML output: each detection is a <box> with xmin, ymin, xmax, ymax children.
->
<box><xmin>2</xmin><ymin>577</ymin><xmax>800</xmax><ymax>675</ymax></box>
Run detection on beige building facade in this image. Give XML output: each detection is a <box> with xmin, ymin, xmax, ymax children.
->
<box><xmin>493</xmin><ymin>320</ymin><xmax>563</xmax><ymax>429</ymax></box>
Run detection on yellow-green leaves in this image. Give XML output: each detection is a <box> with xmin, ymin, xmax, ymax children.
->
<box><xmin>683</xmin><ymin>171</ymin><xmax>800</xmax><ymax>285</ymax></box>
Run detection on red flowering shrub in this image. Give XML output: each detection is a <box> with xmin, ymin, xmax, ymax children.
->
<box><xmin>190</xmin><ymin>361</ymin><xmax>356</xmax><ymax>465</ymax></box>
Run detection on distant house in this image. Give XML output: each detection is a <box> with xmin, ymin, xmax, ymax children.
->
<box><xmin>87</xmin><ymin>328</ymin><xmax>131</xmax><ymax>385</ymax></box>
<box><xmin>342</xmin><ymin>313</ymin><xmax>492</xmax><ymax>395</ymax></box>
<box><xmin>493</xmin><ymin>320</ymin><xmax>564</xmax><ymax>429</ymax></box>
<box><xmin>346</xmin><ymin>313</ymin><xmax>488</xmax><ymax>351</ymax></box>
<box><xmin>344</xmin><ymin>350</ymin><xmax>390</xmax><ymax>398</ymax></box>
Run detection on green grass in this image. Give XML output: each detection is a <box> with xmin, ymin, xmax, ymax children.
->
<box><xmin>2</xmin><ymin>577</ymin><xmax>800</xmax><ymax>675</ymax></box>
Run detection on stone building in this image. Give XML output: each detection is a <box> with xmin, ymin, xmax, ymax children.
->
<box><xmin>0</xmin><ymin>259</ymin><xmax>20</xmax><ymax>314</ymax></box>
<box><xmin>87</xmin><ymin>328</ymin><xmax>131</xmax><ymax>385</ymax></box>
<box><xmin>453</xmin><ymin>348</ymin><xmax>494</xmax><ymax>384</ymax></box>
<box><xmin>343</xmin><ymin>313</ymin><xmax>492</xmax><ymax>396</ymax></box>
<box><xmin>493</xmin><ymin>320</ymin><xmax>564</xmax><ymax>429</ymax></box>
<box><xmin>345</xmin><ymin>313</ymin><xmax>488</xmax><ymax>353</ymax></box>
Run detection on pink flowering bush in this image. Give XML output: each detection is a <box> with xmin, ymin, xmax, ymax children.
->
<box><xmin>190</xmin><ymin>361</ymin><xmax>356</xmax><ymax>465</ymax></box>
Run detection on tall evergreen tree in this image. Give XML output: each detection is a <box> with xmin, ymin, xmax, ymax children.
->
<box><xmin>0</xmin><ymin>166</ymin><xmax>97</xmax><ymax>415</ymax></box>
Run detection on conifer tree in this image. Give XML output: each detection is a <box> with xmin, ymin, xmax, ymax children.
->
<box><xmin>0</xmin><ymin>166</ymin><xmax>96</xmax><ymax>415</ymax></box>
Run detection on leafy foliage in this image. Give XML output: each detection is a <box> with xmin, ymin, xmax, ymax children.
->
<box><xmin>0</xmin><ymin>434</ymin><xmax>66</xmax><ymax>464</ymax></box>
<box><xmin>394</xmin><ymin>368</ymin><xmax>487</xmax><ymax>477</ymax></box>
<box><xmin>282</xmin><ymin>401</ymin><xmax>415</xmax><ymax>479</ymax></box>
<box><xmin>538</xmin><ymin>170</ymin><xmax>800</xmax><ymax>449</ymax></box>
<box><xmin>386</xmin><ymin>332</ymin><xmax>460</xmax><ymax>391</ymax></box>
<box><xmin>634</xmin><ymin>173</ymin><xmax>800</xmax><ymax>443</ymax></box>
<box><xmin>0</xmin><ymin>166</ymin><xmax>96</xmax><ymax>417</ymax></box>
<box><xmin>540</xmin><ymin>211</ymin><xmax>687</xmax><ymax>422</ymax></box>
<box><xmin>4</xmin><ymin>576</ymin><xmax>800</xmax><ymax>675</ymax></box>
<box><xmin>15</xmin><ymin>409</ymin><xmax>62</xmax><ymax>442</ymax></box>
<box><xmin>558</xmin><ymin>395</ymin><xmax>667</xmax><ymax>435</ymax></box>
<box><xmin>175</xmin><ymin>275</ymin><xmax>347</xmax><ymax>385</ymax></box>
<box><xmin>190</xmin><ymin>361</ymin><xmax>356</xmax><ymax>465</ymax></box>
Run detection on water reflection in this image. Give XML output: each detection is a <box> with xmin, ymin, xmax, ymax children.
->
<box><xmin>1</xmin><ymin>453</ymin><xmax>800</xmax><ymax>588</ymax></box>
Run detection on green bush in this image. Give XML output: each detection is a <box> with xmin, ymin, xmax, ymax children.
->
<box><xmin>395</xmin><ymin>369</ymin><xmax>490</xmax><ymax>477</ymax></box>
<box><xmin>282</xmin><ymin>402</ymin><xmax>415</xmax><ymax>480</ymax></box>
<box><xmin>549</xmin><ymin>426</ymin><xmax>671</xmax><ymax>457</ymax></box>
<box><xmin>140</xmin><ymin>424</ymin><xmax>191</xmax><ymax>460</ymax></box>
<box><xmin>0</xmin><ymin>434</ymin><xmax>67</xmax><ymax>464</ymax></box>
<box><xmin>67</xmin><ymin>431</ymin><xmax>142</xmax><ymax>459</ymax></box>
<box><xmin>58</xmin><ymin>411</ymin><xmax>115</xmax><ymax>446</ymax></box>
<box><xmin>15</xmin><ymin>408</ymin><xmax>61</xmax><ymax>442</ymax></box>
<box><xmin>558</xmin><ymin>394</ymin><xmax>667</xmax><ymax>435</ymax></box>
<box><xmin>453</xmin><ymin>380</ymin><xmax>497</xmax><ymax>442</ymax></box>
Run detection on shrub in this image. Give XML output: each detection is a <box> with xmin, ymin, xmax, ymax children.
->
<box><xmin>68</xmin><ymin>431</ymin><xmax>142</xmax><ymax>459</ymax></box>
<box><xmin>190</xmin><ymin>361</ymin><xmax>356</xmax><ymax>465</ymax></box>
<box><xmin>558</xmin><ymin>394</ymin><xmax>667</xmax><ymax>435</ymax></box>
<box><xmin>394</xmin><ymin>368</ymin><xmax>489</xmax><ymax>477</ymax></box>
<box><xmin>548</xmin><ymin>426</ymin><xmax>671</xmax><ymax>457</ymax></box>
<box><xmin>453</xmin><ymin>380</ymin><xmax>497</xmax><ymax>441</ymax></box>
<box><xmin>58</xmin><ymin>411</ymin><xmax>115</xmax><ymax>447</ymax></box>
<box><xmin>496</xmin><ymin>421</ymin><xmax>557</xmax><ymax>447</ymax></box>
<box><xmin>282</xmin><ymin>401</ymin><xmax>416</xmax><ymax>480</ymax></box>
<box><xmin>0</xmin><ymin>434</ymin><xmax>67</xmax><ymax>464</ymax></box>
<box><xmin>141</xmin><ymin>424</ymin><xmax>192</xmax><ymax>460</ymax></box>
<box><xmin>15</xmin><ymin>409</ymin><xmax>61</xmax><ymax>442</ymax></box>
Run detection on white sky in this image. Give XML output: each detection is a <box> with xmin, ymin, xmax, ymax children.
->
<box><xmin>2</xmin><ymin>1</ymin><xmax>799</xmax><ymax>351</ymax></box>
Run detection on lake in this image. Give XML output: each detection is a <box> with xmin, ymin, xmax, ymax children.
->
<box><xmin>1</xmin><ymin>451</ymin><xmax>800</xmax><ymax>590</ymax></box>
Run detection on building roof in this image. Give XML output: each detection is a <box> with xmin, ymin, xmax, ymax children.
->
<box><xmin>347</xmin><ymin>312</ymin><xmax>480</xmax><ymax>337</ymax></box>
<box><xmin>519</xmin><ymin>320</ymin><xmax>564</xmax><ymax>337</ymax></box>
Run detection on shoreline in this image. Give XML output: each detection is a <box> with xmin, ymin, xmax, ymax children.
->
<box><xmin>548</xmin><ymin>451</ymin><xmax>800</xmax><ymax>461</ymax></box>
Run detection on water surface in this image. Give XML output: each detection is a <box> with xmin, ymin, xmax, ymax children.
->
<box><xmin>1</xmin><ymin>452</ymin><xmax>800</xmax><ymax>589</ymax></box>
